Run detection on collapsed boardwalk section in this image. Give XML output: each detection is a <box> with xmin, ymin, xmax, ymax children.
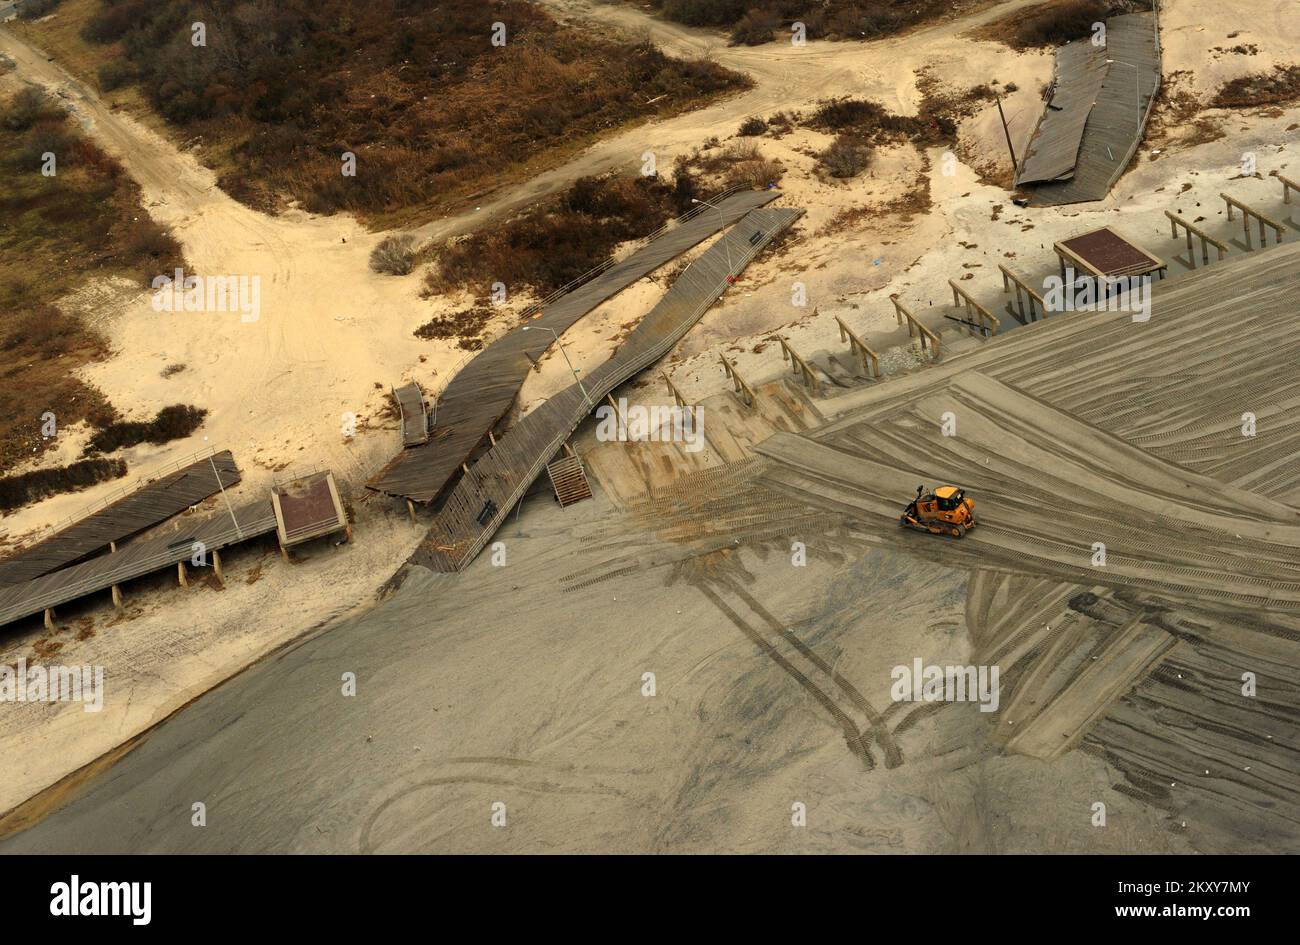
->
<box><xmin>0</xmin><ymin>469</ymin><xmax>351</xmax><ymax>630</ymax></box>
<box><xmin>414</xmin><ymin>205</ymin><xmax>805</xmax><ymax>572</ymax></box>
<box><xmin>0</xmin><ymin>451</ymin><xmax>240</xmax><ymax>587</ymax></box>
<box><xmin>1018</xmin><ymin>12</ymin><xmax>1161</xmax><ymax>206</ymax></box>
<box><xmin>368</xmin><ymin>188</ymin><xmax>781</xmax><ymax>505</ymax></box>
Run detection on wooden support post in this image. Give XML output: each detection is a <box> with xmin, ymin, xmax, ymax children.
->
<box><xmin>108</xmin><ymin>538</ymin><xmax>123</xmax><ymax>608</ymax></box>
<box><xmin>44</xmin><ymin>607</ymin><xmax>57</xmax><ymax>632</ymax></box>
<box><xmin>661</xmin><ymin>372</ymin><xmax>690</xmax><ymax>410</ymax></box>
<box><xmin>279</xmin><ymin>539</ymin><xmax>291</xmax><ymax>563</ymax></box>
<box><xmin>212</xmin><ymin>548</ymin><xmax>225</xmax><ymax>587</ymax></box>
<box><xmin>834</xmin><ymin>316</ymin><xmax>880</xmax><ymax>378</ymax></box>
<box><xmin>889</xmin><ymin>295</ymin><xmax>941</xmax><ymax>358</ymax></box>
<box><xmin>777</xmin><ymin>337</ymin><xmax>821</xmax><ymax>394</ymax></box>
<box><xmin>719</xmin><ymin>355</ymin><xmax>757</xmax><ymax>408</ymax></box>
<box><xmin>177</xmin><ymin>560</ymin><xmax>189</xmax><ymax>587</ymax></box>
<box><xmin>487</xmin><ymin>431</ymin><xmax>497</xmax><ymax>446</ymax></box>
<box><xmin>1276</xmin><ymin>171</ymin><xmax>1300</xmax><ymax>205</ymax></box>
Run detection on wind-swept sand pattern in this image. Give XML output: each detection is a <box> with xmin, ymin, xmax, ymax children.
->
<box><xmin>752</xmin><ymin>239</ymin><xmax>1300</xmax><ymax>849</ymax></box>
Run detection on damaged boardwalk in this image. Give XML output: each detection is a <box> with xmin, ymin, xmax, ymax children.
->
<box><xmin>413</xmin><ymin>204</ymin><xmax>805</xmax><ymax>572</ymax></box>
<box><xmin>368</xmin><ymin>188</ymin><xmax>781</xmax><ymax>505</ymax></box>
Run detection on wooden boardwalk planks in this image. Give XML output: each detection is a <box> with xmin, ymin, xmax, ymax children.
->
<box><xmin>1014</xmin><ymin>38</ymin><xmax>1109</xmax><ymax>186</ymax></box>
<box><xmin>1023</xmin><ymin>13</ymin><xmax>1161</xmax><ymax>206</ymax></box>
<box><xmin>0</xmin><ymin>450</ymin><xmax>240</xmax><ymax>587</ymax></box>
<box><xmin>0</xmin><ymin>498</ymin><xmax>278</xmax><ymax>628</ymax></box>
<box><xmin>412</xmin><ymin>205</ymin><xmax>805</xmax><ymax>572</ymax></box>
<box><xmin>367</xmin><ymin>188</ymin><xmax>781</xmax><ymax>505</ymax></box>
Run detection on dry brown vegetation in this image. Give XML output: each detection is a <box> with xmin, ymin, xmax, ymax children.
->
<box><xmin>0</xmin><ymin>88</ymin><xmax>204</xmax><ymax>514</ymax></box>
<box><xmin>0</xmin><ymin>87</ymin><xmax>187</xmax><ymax>485</ymax></box>
<box><xmin>369</xmin><ymin>235</ymin><xmax>419</xmax><ymax>276</ymax></box>
<box><xmin>69</xmin><ymin>0</ymin><xmax>748</xmax><ymax>223</ymax></box>
<box><xmin>643</xmin><ymin>0</ymin><xmax>987</xmax><ymax>46</ymax></box>
<box><xmin>676</xmin><ymin>140</ymin><xmax>784</xmax><ymax>190</ymax></box>
<box><xmin>971</xmin><ymin>0</ymin><xmax>1152</xmax><ymax>51</ymax></box>
<box><xmin>0</xmin><ymin>458</ymin><xmax>127</xmax><ymax>514</ymax></box>
<box><xmin>86</xmin><ymin>405</ymin><xmax>209</xmax><ymax>455</ymax></box>
<box><xmin>818</xmin><ymin>135</ymin><xmax>873</xmax><ymax>178</ymax></box>
<box><xmin>803</xmin><ymin>81</ymin><xmax>983</xmax><ymax>181</ymax></box>
<box><xmin>1211</xmin><ymin>65</ymin><xmax>1300</xmax><ymax>109</ymax></box>
<box><xmin>413</xmin><ymin>305</ymin><xmax>497</xmax><ymax>350</ymax></box>
<box><xmin>425</xmin><ymin>174</ymin><xmax>695</xmax><ymax>299</ymax></box>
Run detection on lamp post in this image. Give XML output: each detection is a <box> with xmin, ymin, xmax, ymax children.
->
<box><xmin>203</xmin><ymin>435</ymin><xmax>242</xmax><ymax>540</ymax></box>
<box><xmin>1105</xmin><ymin>59</ymin><xmax>1141</xmax><ymax>124</ymax></box>
<box><xmin>692</xmin><ymin>196</ymin><xmax>735</xmax><ymax>278</ymax></box>
<box><xmin>521</xmin><ymin>325</ymin><xmax>592</xmax><ymax>408</ymax></box>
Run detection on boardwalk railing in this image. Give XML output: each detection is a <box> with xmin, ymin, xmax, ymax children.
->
<box><xmin>1164</xmin><ymin>210</ymin><xmax>1228</xmax><ymax>268</ymax></box>
<box><xmin>835</xmin><ymin>316</ymin><xmax>880</xmax><ymax>378</ymax></box>
<box><xmin>999</xmin><ymin>264</ymin><xmax>1049</xmax><ymax>322</ymax></box>
<box><xmin>777</xmin><ymin>337</ymin><xmax>822</xmax><ymax>393</ymax></box>
<box><xmin>45</xmin><ymin>445</ymin><xmax>223</xmax><ymax>535</ymax></box>
<box><xmin>948</xmin><ymin>280</ymin><xmax>1001</xmax><ymax>337</ymax></box>
<box><xmin>720</xmin><ymin>354</ymin><xmax>758</xmax><ymax>406</ymax></box>
<box><xmin>1221</xmin><ymin>192</ymin><xmax>1287</xmax><ymax>249</ymax></box>
<box><xmin>889</xmin><ymin>294</ymin><xmax>941</xmax><ymax>357</ymax></box>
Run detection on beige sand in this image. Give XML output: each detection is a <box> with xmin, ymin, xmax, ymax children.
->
<box><xmin>2</xmin><ymin>0</ymin><xmax>1297</xmax><ymax>827</ymax></box>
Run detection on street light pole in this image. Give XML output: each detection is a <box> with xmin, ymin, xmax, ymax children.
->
<box><xmin>1105</xmin><ymin>59</ymin><xmax>1141</xmax><ymax>126</ymax></box>
<box><xmin>521</xmin><ymin>325</ymin><xmax>592</xmax><ymax>408</ymax></box>
<box><xmin>203</xmin><ymin>436</ymin><xmax>243</xmax><ymax>540</ymax></box>
<box><xmin>692</xmin><ymin>197</ymin><xmax>735</xmax><ymax>278</ymax></box>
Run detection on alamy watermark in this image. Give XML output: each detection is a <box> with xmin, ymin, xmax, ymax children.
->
<box><xmin>0</xmin><ymin>659</ymin><xmax>104</xmax><ymax>712</ymax></box>
<box><xmin>890</xmin><ymin>658</ymin><xmax>1000</xmax><ymax>713</ymax></box>
<box><xmin>594</xmin><ymin>399</ymin><xmax>705</xmax><ymax>453</ymax></box>
<box><xmin>151</xmin><ymin>268</ymin><xmax>261</xmax><ymax>323</ymax></box>
<box><xmin>1043</xmin><ymin>269</ymin><xmax>1152</xmax><ymax>323</ymax></box>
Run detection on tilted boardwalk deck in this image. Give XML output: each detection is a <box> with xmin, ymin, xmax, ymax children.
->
<box><xmin>1023</xmin><ymin>12</ymin><xmax>1161</xmax><ymax>206</ymax></box>
<box><xmin>0</xmin><ymin>450</ymin><xmax>240</xmax><ymax>587</ymax></box>
<box><xmin>393</xmin><ymin>382</ymin><xmax>428</xmax><ymax>447</ymax></box>
<box><xmin>0</xmin><ymin>498</ymin><xmax>278</xmax><ymax>629</ymax></box>
<box><xmin>411</xmin><ymin>204</ymin><xmax>805</xmax><ymax>572</ymax></box>
<box><xmin>367</xmin><ymin>188</ymin><xmax>780</xmax><ymax>504</ymax></box>
<box><xmin>1014</xmin><ymin>38</ymin><xmax>1108</xmax><ymax>186</ymax></box>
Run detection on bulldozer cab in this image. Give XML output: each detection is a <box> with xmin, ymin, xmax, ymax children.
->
<box><xmin>934</xmin><ymin>486</ymin><xmax>964</xmax><ymax>512</ymax></box>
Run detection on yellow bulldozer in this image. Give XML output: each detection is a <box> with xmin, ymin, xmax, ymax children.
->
<box><xmin>900</xmin><ymin>485</ymin><xmax>977</xmax><ymax>539</ymax></box>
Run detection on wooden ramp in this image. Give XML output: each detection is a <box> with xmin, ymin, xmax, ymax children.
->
<box><xmin>545</xmin><ymin>454</ymin><xmax>593</xmax><ymax>508</ymax></box>
<box><xmin>1022</xmin><ymin>13</ymin><xmax>1161</xmax><ymax>206</ymax></box>
<box><xmin>393</xmin><ymin>382</ymin><xmax>428</xmax><ymax>447</ymax></box>
<box><xmin>366</xmin><ymin>187</ymin><xmax>781</xmax><ymax>504</ymax></box>
<box><xmin>412</xmin><ymin>204</ymin><xmax>805</xmax><ymax>572</ymax></box>
<box><xmin>0</xmin><ymin>450</ymin><xmax>240</xmax><ymax>587</ymax></box>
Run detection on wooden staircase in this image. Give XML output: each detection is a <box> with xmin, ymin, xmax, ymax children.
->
<box><xmin>546</xmin><ymin>454</ymin><xmax>593</xmax><ymax>508</ymax></box>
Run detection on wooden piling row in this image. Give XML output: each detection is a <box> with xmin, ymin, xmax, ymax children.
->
<box><xmin>948</xmin><ymin>280</ymin><xmax>1001</xmax><ymax>337</ymax></box>
<box><xmin>834</xmin><ymin>316</ymin><xmax>880</xmax><ymax>378</ymax></box>
<box><xmin>889</xmin><ymin>295</ymin><xmax>941</xmax><ymax>358</ymax></box>
<box><xmin>1164</xmin><ymin>210</ymin><xmax>1229</xmax><ymax>269</ymax></box>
